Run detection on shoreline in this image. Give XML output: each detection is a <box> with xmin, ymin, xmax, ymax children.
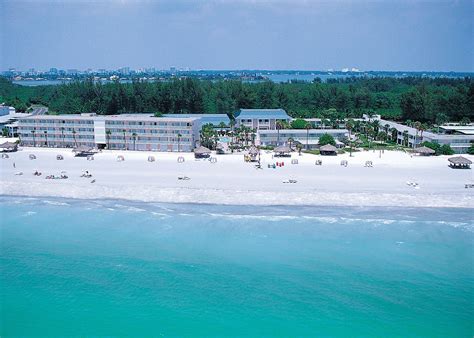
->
<box><xmin>1</xmin><ymin>147</ymin><xmax>473</xmax><ymax>209</ymax></box>
<box><xmin>2</xmin><ymin>186</ymin><xmax>474</xmax><ymax>209</ymax></box>
<box><xmin>2</xmin><ymin>194</ymin><xmax>473</xmax><ymax>216</ymax></box>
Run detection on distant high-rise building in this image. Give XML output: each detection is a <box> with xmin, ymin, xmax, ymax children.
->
<box><xmin>119</xmin><ymin>67</ymin><xmax>130</xmax><ymax>75</ymax></box>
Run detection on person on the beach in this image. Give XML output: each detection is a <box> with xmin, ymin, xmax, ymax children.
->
<box><xmin>13</xmin><ymin>162</ymin><xmax>15</xmax><ymax>168</ymax></box>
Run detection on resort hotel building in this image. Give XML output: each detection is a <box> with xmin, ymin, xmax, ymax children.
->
<box><xmin>259</xmin><ymin>129</ymin><xmax>349</xmax><ymax>149</ymax></box>
<box><xmin>234</xmin><ymin>109</ymin><xmax>291</xmax><ymax>130</ymax></box>
<box><xmin>18</xmin><ymin>114</ymin><xmax>201</xmax><ymax>152</ymax></box>
<box><xmin>16</xmin><ymin>108</ymin><xmax>352</xmax><ymax>152</ymax></box>
<box><xmin>378</xmin><ymin>118</ymin><xmax>474</xmax><ymax>154</ymax></box>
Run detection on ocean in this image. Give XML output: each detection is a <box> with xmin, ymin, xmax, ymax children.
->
<box><xmin>1</xmin><ymin>196</ymin><xmax>473</xmax><ymax>336</ymax></box>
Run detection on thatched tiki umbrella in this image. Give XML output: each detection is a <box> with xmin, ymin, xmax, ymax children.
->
<box><xmin>273</xmin><ymin>145</ymin><xmax>291</xmax><ymax>157</ymax></box>
<box><xmin>415</xmin><ymin>146</ymin><xmax>435</xmax><ymax>156</ymax></box>
<box><xmin>0</xmin><ymin>141</ymin><xmax>18</xmax><ymax>152</ymax></box>
<box><xmin>194</xmin><ymin>146</ymin><xmax>211</xmax><ymax>159</ymax></box>
<box><xmin>448</xmin><ymin>156</ymin><xmax>472</xmax><ymax>169</ymax></box>
<box><xmin>319</xmin><ymin>144</ymin><xmax>338</xmax><ymax>156</ymax></box>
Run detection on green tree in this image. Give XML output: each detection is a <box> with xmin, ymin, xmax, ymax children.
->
<box><xmin>467</xmin><ymin>143</ymin><xmax>474</xmax><ymax>155</ymax></box>
<box><xmin>290</xmin><ymin>118</ymin><xmax>308</xmax><ymax>129</ymax></box>
<box><xmin>440</xmin><ymin>144</ymin><xmax>455</xmax><ymax>155</ymax></box>
<box><xmin>422</xmin><ymin>141</ymin><xmax>441</xmax><ymax>154</ymax></box>
<box><xmin>319</xmin><ymin>133</ymin><xmax>336</xmax><ymax>146</ymax></box>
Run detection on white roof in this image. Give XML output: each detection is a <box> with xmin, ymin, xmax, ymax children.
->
<box><xmin>21</xmin><ymin>114</ymin><xmax>199</xmax><ymax>123</ymax></box>
<box><xmin>259</xmin><ymin>129</ymin><xmax>348</xmax><ymax>135</ymax></box>
<box><xmin>439</xmin><ymin>125</ymin><xmax>474</xmax><ymax>135</ymax></box>
<box><xmin>0</xmin><ymin>112</ymin><xmax>32</xmax><ymax>124</ymax></box>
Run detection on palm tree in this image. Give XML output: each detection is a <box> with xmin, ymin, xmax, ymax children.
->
<box><xmin>371</xmin><ymin>119</ymin><xmax>380</xmax><ymax>135</ymax></box>
<box><xmin>44</xmin><ymin>130</ymin><xmax>48</xmax><ymax>147</ymax></box>
<box><xmin>251</xmin><ymin>131</ymin><xmax>256</xmax><ymax>145</ymax></box>
<box><xmin>31</xmin><ymin>130</ymin><xmax>36</xmax><ymax>147</ymax></box>
<box><xmin>177</xmin><ymin>133</ymin><xmax>182</xmax><ymax>152</ymax></box>
<box><xmin>287</xmin><ymin>137</ymin><xmax>294</xmax><ymax>150</ymax></box>
<box><xmin>72</xmin><ymin>128</ymin><xmax>77</xmax><ymax>147</ymax></box>
<box><xmin>276</xmin><ymin>121</ymin><xmax>283</xmax><ymax>146</ymax></box>
<box><xmin>122</xmin><ymin>129</ymin><xmax>127</xmax><ymax>150</ymax></box>
<box><xmin>296</xmin><ymin>143</ymin><xmax>302</xmax><ymax>156</ymax></box>
<box><xmin>367</xmin><ymin>126</ymin><xmax>374</xmax><ymax>149</ymax></box>
<box><xmin>229</xmin><ymin>120</ymin><xmax>236</xmax><ymax>153</ymax></box>
<box><xmin>305</xmin><ymin>122</ymin><xmax>312</xmax><ymax>150</ymax></box>
<box><xmin>132</xmin><ymin>132</ymin><xmax>137</xmax><ymax>151</ymax></box>
<box><xmin>345</xmin><ymin>119</ymin><xmax>355</xmax><ymax>157</ymax></box>
<box><xmin>419</xmin><ymin>123</ymin><xmax>427</xmax><ymax>144</ymax></box>
<box><xmin>106</xmin><ymin>130</ymin><xmax>111</xmax><ymax>149</ymax></box>
<box><xmin>61</xmin><ymin>127</ymin><xmax>65</xmax><ymax>147</ymax></box>
<box><xmin>402</xmin><ymin>130</ymin><xmax>409</xmax><ymax>147</ymax></box>
<box><xmin>390</xmin><ymin>127</ymin><xmax>398</xmax><ymax>143</ymax></box>
<box><xmin>413</xmin><ymin>121</ymin><xmax>421</xmax><ymax>148</ymax></box>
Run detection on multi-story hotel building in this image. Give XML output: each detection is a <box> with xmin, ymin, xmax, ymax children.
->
<box><xmin>379</xmin><ymin>119</ymin><xmax>474</xmax><ymax>153</ymax></box>
<box><xmin>18</xmin><ymin>114</ymin><xmax>201</xmax><ymax>152</ymax></box>
<box><xmin>235</xmin><ymin>109</ymin><xmax>291</xmax><ymax>130</ymax></box>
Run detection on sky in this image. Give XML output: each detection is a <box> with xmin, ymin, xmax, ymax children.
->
<box><xmin>0</xmin><ymin>0</ymin><xmax>473</xmax><ymax>72</ymax></box>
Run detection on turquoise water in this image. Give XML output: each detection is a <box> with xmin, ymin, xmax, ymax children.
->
<box><xmin>1</xmin><ymin>196</ymin><xmax>473</xmax><ymax>337</ymax></box>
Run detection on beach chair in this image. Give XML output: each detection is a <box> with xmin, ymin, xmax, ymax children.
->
<box><xmin>56</xmin><ymin>155</ymin><xmax>64</xmax><ymax>160</ymax></box>
<box><xmin>177</xmin><ymin>156</ymin><xmax>185</xmax><ymax>163</ymax></box>
<box><xmin>117</xmin><ymin>155</ymin><xmax>124</xmax><ymax>162</ymax></box>
<box><xmin>29</xmin><ymin>154</ymin><xmax>36</xmax><ymax>160</ymax></box>
<box><xmin>148</xmin><ymin>156</ymin><xmax>155</xmax><ymax>162</ymax></box>
<box><xmin>87</xmin><ymin>155</ymin><xmax>94</xmax><ymax>161</ymax></box>
<box><xmin>1</xmin><ymin>153</ymin><xmax>9</xmax><ymax>159</ymax></box>
<box><xmin>291</xmin><ymin>159</ymin><xmax>298</xmax><ymax>165</ymax></box>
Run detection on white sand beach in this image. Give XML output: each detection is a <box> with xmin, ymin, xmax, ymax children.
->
<box><xmin>1</xmin><ymin>146</ymin><xmax>473</xmax><ymax>208</ymax></box>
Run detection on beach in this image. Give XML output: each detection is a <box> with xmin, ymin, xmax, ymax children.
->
<box><xmin>1</xmin><ymin>146</ymin><xmax>473</xmax><ymax>208</ymax></box>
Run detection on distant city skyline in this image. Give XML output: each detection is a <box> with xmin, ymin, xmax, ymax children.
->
<box><xmin>1</xmin><ymin>0</ymin><xmax>473</xmax><ymax>72</ymax></box>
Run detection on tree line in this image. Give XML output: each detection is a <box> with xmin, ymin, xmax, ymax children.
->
<box><xmin>0</xmin><ymin>76</ymin><xmax>472</xmax><ymax>123</ymax></box>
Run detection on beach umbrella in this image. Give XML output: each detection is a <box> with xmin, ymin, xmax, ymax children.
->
<box><xmin>415</xmin><ymin>146</ymin><xmax>435</xmax><ymax>156</ymax></box>
<box><xmin>448</xmin><ymin>156</ymin><xmax>472</xmax><ymax>169</ymax></box>
<box><xmin>273</xmin><ymin>145</ymin><xmax>291</xmax><ymax>154</ymax></box>
<box><xmin>0</xmin><ymin>141</ymin><xmax>18</xmax><ymax>152</ymax></box>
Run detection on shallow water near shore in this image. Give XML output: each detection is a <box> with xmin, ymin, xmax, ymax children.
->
<box><xmin>1</xmin><ymin>196</ymin><xmax>473</xmax><ymax>336</ymax></box>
